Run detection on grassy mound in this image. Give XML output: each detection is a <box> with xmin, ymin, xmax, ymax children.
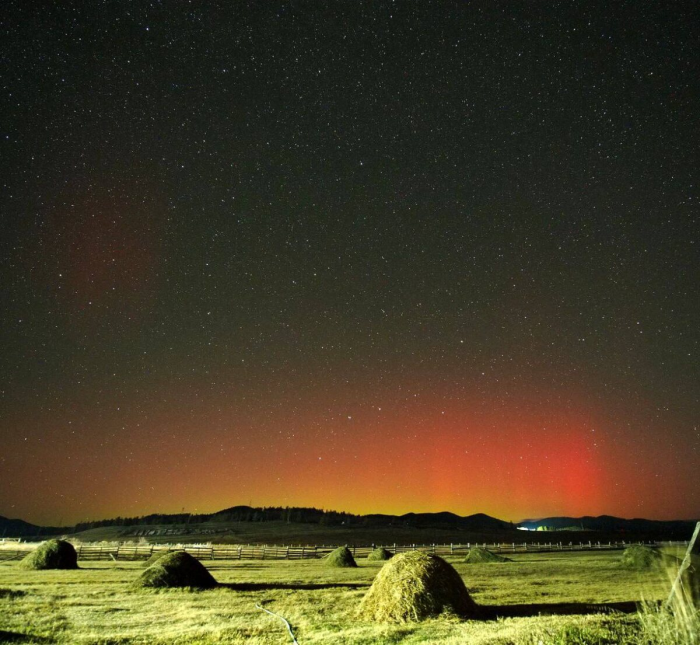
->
<box><xmin>326</xmin><ymin>546</ymin><xmax>357</xmax><ymax>568</ymax></box>
<box><xmin>19</xmin><ymin>540</ymin><xmax>78</xmax><ymax>570</ymax></box>
<box><xmin>368</xmin><ymin>547</ymin><xmax>394</xmax><ymax>561</ymax></box>
<box><xmin>134</xmin><ymin>551</ymin><xmax>217</xmax><ymax>589</ymax></box>
<box><xmin>464</xmin><ymin>547</ymin><xmax>511</xmax><ymax>563</ymax></box>
<box><xmin>621</xmin><ymin>545</ymin><xmax>663</xmax><ymax>570</ymax></box>
<box><xmin>358</xmin><ymin>551</ymin><xmax>479</xmax><ymax>622</ymax></box>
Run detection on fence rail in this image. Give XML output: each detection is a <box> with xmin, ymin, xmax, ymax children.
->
<box><xmin>0</xmin><ymin>540</ymin><xmax>688</xmax><ymax>562</ymax></box>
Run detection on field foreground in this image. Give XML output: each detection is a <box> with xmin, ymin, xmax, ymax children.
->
<box><xmin>0</xmin><ymin>549</ymin><xmax>695</xmax><ymax>644</ymax></box>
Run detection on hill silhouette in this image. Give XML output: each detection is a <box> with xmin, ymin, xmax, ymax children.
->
<box><xmin>0</xmin><ymin>516</ymin><xmax>63</xmax><ymax>538</ymax></box>
<box><xmin>518</xmin><ymin>515</ymin><xmax>697</xmax><ymax>535</ymax></box>
<box><xmin>1</xmin><ymin>507</ymin><xmax>696</xmax><ymax>541</ymax></box>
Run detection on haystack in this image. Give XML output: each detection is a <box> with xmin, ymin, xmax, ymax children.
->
<box><xmin>134</xmin><ymin>551</ymin><xmax>217</xmax><ymax>588</ymax></box>
<box><xmin>621</xmin><ymin>545</ymin><xmax>663</xmax><ymax>570</ymax></box>
<box><xmin>20</xmin><ymin>540</ymin><xmax>78</xmax><ymax>570</ymax></box>
<box><xmin>326</xmin><ymin>546</ymin><xmax>357</xmax><ymax>567</ymax></box>
<box><xmin>142</xmin><ymin>550</ymin><xmax>174</xmax><ymax>567</ymax></box>
<box><xmin>368</xmin><ymin>547</ymin><xmax>393</xmax><ymax>561</ymax></box>
<box><xmin>359</xmin><ymin>551</ymin><xmax>478</xmax><ymax>622</ymax></box>
<box><xmin>464</xmin><ymin>547</ymin><xmax>511</xmax><ymax>563</ymax></box>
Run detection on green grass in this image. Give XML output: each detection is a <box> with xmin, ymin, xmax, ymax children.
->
<box><xmin>0</xmin><ymin>549</ymin><xmax>695</xmax><ymax>643</ymax></box>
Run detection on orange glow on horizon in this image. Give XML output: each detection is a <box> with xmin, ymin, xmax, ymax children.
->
<box><xmin>3</xmin><ymin>381</ymin><xmax>696</xmax><ymax>527</ymax></box>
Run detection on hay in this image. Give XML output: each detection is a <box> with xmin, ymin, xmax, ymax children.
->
<box><xmin>19</xmin><ymin>540</ymin><xmax>78</xmax><ymax>570</ymax></box>
<box><xmin>358</xmin><ymin>550</ymin><xmax>479</xmax><ymax>622</ymax></box>
<box><xmin>142</xmin><ymin>550</ymin><xmax>175</xmax><ymax>567</ymax></box>
<box><xmin>621</xmin><ymin>545</ymin><xmax>664</xmax><ymax>570</ymax></box>
<box><xmin>134</xmin><ymin>551</ymin><xmax>217</xmax><ymax>589</ymax></box>
<box><xmin>326</xmin><ymin>546</ymin><xmax>358</xmax><ymax>568</ymax></box>
<box><xmin>368</xmin><ymin>547</ymin><xmax>394</xmax><ymax>561</ymax></box>
<box><xmin>464</xmin><ymin>547</ymin><xmax>511</xmax><ymax>563</ymax></box>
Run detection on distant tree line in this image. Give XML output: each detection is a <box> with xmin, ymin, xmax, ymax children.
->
<box><xmin>73</xmin><ymin>506</ymin><xmax>360</xmax><ymax>532</ymax></box>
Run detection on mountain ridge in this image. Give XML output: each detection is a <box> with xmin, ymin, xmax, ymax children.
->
<box><xmin>518</xmin><ymin>514</ymin><xmax>698</xmax><ymax>533</ymax></box>
<box><xmin>2</xmin><ymin>507</ymin><xmax>697</xmax><ymax>539</ymax></box>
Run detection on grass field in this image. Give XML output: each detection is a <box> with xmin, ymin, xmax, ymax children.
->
<box><xmin>0</xmin><ymin>549</ymin><xmax>696</xmax><ymax>644</ymax></box>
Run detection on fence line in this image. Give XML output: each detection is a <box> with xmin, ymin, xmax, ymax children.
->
<box><xmin>0</xmin><ymin>540</ymin><xmax>689</xmax><ymax>562</ymax></box>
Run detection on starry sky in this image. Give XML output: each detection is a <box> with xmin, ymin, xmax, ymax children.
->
<box><xmin>1</xmin><ymin>2</ymin><xmax>698</xmax><ymax>527</ymax></box>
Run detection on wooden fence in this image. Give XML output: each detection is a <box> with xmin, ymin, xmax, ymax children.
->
<box><xmin>0</xmin><ymin>540</ymin><xmax>689</xmax><ymax>562</ymax></box>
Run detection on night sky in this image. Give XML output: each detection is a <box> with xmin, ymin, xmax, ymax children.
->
<box><xmin>1</xmin><ymin>2</ymin><xmax>698</xmax><ymax>527</ymax></box>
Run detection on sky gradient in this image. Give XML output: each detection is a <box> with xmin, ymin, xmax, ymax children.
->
<box><xmin>1</xmin><ymin>2</ymin><xmax>698</xmax><ymax>526</ymax></box>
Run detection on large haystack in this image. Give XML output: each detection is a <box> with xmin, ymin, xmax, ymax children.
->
<box><xmin>20</xmin><ymin>540</ymin><xmax>78</xmax><ymax>570</ymax></box>
<box><xmin>464</xmin><ymin>547</ymin><xmax>511</xmax><ymax>563</ymax></box>
<box><xmin>359</xmin><ymin>551</ymin><xmax>478</xmax><ymax>622</ymax></box>
<box><xmin>135</xmin><ymin>551</ymin><xmax>217</xmax><ymax>589</ymax></box>
<box><xmin>368</xmin><ymin>547</ymin><xmax>393</xmax><ymax>561</ymax></box>
<box><xmin>326</xmin><ymin>546</ymin><xmax>358</xmax><ymax>568</ymax></box>
<box><xmin>621</xmin><ymin>545</ymin><xmax>663</xmax><ymax>570</ymax></box>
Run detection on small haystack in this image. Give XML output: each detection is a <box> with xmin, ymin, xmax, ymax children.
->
<box><xmin>359</xmin><ymin>551</ymin><xmax>479</xmax><ymax>622</ymax></box>
<box><xmin>142</xmin><ymin>550</ymin><xmax>175</xmax><ymax>567</ymax></box>
<box><xmin>621</xmin><ymin>545</ymin><xmax>663</xmax><ymax>570</ymax></box>
<box><xmin>135</xmin><ymin>551</ymin><xmax>217</xmax><ymax>589</ymax></box>
<box><xmin>368</xmin><ymin>547</ymin><xmax>394</xmax><ymax>561</ymax></box>
<box><xmin>20</xmin><ymin>540</ymin><xmax>78</xmax><ymax>570</ymax></box>
<box><xmin>326</xmin><ymin>546</ymin><xmax>358</xmax><ymax>568</ymax></box>
<box><xmin>464</xmin><ymin>547</ymin><xmax>511</xmax><ymax>563</ymax></box>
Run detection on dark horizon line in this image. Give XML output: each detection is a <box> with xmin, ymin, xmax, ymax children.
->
<box><xmin>3</xmin><ymin>503</ymin><xmax>699</xmax><ymax>530</ymax></box>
